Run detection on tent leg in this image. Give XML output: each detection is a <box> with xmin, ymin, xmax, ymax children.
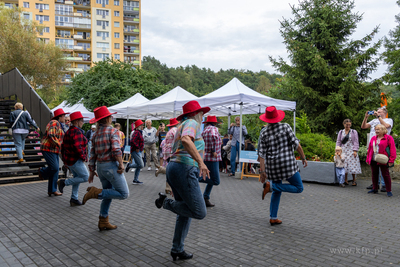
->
<box><xmin>293</xmin><ymin>111</ymin><xmax>296</xmax><ymax>135</ymax></box>
<box><xmin>238</xmin><ymin>104</ymin><xmax>243</xmax><ymax>173</ymax></box>
<box><xmin>227</xmin><ymin>116</ymin><xmax>230</xmax><ymax>129</ymax></box>
<box><xmin>127</xmin><ymin>118</ymin><xmax>129</xmax><ymax>145</ymax></box>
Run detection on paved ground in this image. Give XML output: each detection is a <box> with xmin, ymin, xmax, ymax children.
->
<box><xmin>1</xmin><ymin>168</ymin><xmax>400</xmax><ymax>267</ymax></box>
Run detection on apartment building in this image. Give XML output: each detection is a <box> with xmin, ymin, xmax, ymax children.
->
<box><xmin>1</xmin><ymin>0</ymin><xmax>141</xmax><ymax>84</ymax></box>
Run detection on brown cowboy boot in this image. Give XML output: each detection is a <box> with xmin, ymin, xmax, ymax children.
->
<box><xmin>82</xmin><ymin>187</ymin><xmax>102</xmax><ymax>205</ymax></box>
<box><xmin>204</xmin><ymin>198</ymin><xmax>215</xmax><ymax>208</ymax></box>
<box><xmin>98</xmin><ymin>216</ymin><xmax>117</xmax><ymax>231</ymax></box>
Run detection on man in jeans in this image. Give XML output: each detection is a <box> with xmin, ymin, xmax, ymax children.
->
<box><xmin>361</xmin><ymin>106</ymin><xmax>393</xmax><ymax>192</ymax></box>
<box><xmin>125</xmin><ymin>119</ymin><xmax>144</xmax><ymax>185</ymax></box>
<box><xmin>143</xmin><ymin>119</ymin><xmax>159</xmax><ymax>171</ymax></box>
<box><xmin>228</xmin><ymin>116</ymin><xmax>247</xmax><ymax>176</ymax></box>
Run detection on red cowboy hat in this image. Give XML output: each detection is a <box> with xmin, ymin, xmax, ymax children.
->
<box><xmin>166</xmin><ymin>118</ymin><xmax>179</xmax><ymax>127</ymax></box>
<box><xmin>51</xmin><ymin>108</ymin><xmax>69</xmax><ymax>120</ymax></box>
<box><xmin>89</xmin><ymin>106</ymin><xmax>117</xmax><ymax>124</ymax></box>
<box><xmin>176</xmin><ymin>100</ymin><xmax>210</xmax><ymax>121</ymax></box>
<box><xmin>134</xmin><ymin>119</ymin><xmax>144</xmax><ymax>129</ymax></box>
<box><xmin>259</xmin><ymin>106</ymin><xmax>285</xmax><ymax>123</ymax></box>
<box><xmin>69</xmin><ymin>111</ymin><xmax>88</xmax><ymax>122</ymax></box>
<box><xmin>202</xmin><ymin>115</ymin><xmax>221</xmax><ymax>124</ymax></box>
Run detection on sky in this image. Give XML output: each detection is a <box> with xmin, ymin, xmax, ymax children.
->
<box><xmin>141</xmin><ymin>0</ymin><xmax>400</xmax><ymax>80</ymax></box>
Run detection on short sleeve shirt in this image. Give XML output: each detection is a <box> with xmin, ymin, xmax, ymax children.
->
<box><xmin>170</xmin><ymin>119</ymin><xmax>204</xmax><ymax>167</ymax></box>
<box><xmin>369</xmin><ymin>118</ymin><xmax>393</xmax><ymax>137</ymax></box>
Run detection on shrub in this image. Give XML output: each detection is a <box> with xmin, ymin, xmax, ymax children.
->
<box><xmin>295</xmin><ymin>133</ymin><xmax>336</xmax><ymax>162</ymax></box>
<box><xmin>358</xmin><ymin>145</ymin><xmax>368</xmax><ymax>162</ymax></box>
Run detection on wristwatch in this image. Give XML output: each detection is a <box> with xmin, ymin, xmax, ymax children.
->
<box><xmin>378</xmin><ymin>115</ymin><xmax>381</xmax><ymax>118</ymax></box>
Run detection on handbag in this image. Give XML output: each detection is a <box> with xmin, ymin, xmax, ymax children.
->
<box><xmin>8</xmin><ymin>111</ymin><xmax>24</xmax><ymax>135</ymax></box>
<box><xmin>341</xmin><ymin>130</ymin><xmax>350</xmax><ymax>145</ymax></box>
<box><xmin>373</xmin><ymin>140</ymin><xmax>389</xmax><ymax>164</ymax></box>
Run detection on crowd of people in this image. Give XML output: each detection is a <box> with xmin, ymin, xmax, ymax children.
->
<box><xmin>9</xmin><ymin>99</ymin><xmax>398</xmax><ymax>261</ymax></box>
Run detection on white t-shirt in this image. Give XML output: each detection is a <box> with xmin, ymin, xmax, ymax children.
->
<box><xmin>369</xmin><ymin>118</ymin><xmax>393</xmax><ymax>137</ymax></box>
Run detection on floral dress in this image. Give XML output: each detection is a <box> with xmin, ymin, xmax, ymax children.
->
<box><xmin>342</xmin><ymin>130</ymin><xmax>362</xmax><ymax>174</ymax></box>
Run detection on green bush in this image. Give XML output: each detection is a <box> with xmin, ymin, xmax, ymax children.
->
<box><xmin>358</xmin><ymin>145</ymin><xmax>368</xmax><ymax>162</ymax></box>
<box><xmin>296</xmin><ymin>133</ymin><xmax>336</xmax><ymax>162</ymax></box>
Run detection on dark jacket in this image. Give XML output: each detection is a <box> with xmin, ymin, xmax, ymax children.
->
<box><xmin>9</xmin><ymin>109</ymin><xmax>38</xmax><ymax>131</ymax></box>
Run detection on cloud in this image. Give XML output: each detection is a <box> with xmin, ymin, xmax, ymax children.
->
<box><xmin>141</xmin><ymin>0</ymin><xmax>399</xmax><ymax>78</ymax></box>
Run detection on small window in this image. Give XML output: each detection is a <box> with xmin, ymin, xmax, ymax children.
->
<box><xmin>23</xmin><ymin>13</ymin><xmax>30</xmax><ymax>20</ymax></box>
<box><xmin>114</xmin><ymin>11</ymin><xmax>119</xmax><ymax>17</ymax></box>
<box><xmin>23</xmin><ymin>2</ymin><xmax>29</xmax><ymax>8</ymax></box>
<box><xmin>115</xmin><ymin>54</ymin><xmax>120</xmax><ymax>60</ymax></box>
<box><xmin>114</xmin><ymin>43</ymin><xmax>120</xmax><ymax>49</ymax></box>
<box><xmin>114</xmin><ymin>22</ymin><xmax>120</xmax><ymax>27</ymax></box>
<box><xmin>114</xmin><ymin>0</ymin><xmax>119</xmax><ymax>6</ymax></box>
<box><xmin>114</xmin><ymin>32</ymin><xmax>120</xmax><ymax>38</ymax></box>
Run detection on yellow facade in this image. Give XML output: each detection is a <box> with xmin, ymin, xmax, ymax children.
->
<box><xmin>1</xmin><ymin>0</ymin><xmax>141</xmax><ymax>83</ymax></box>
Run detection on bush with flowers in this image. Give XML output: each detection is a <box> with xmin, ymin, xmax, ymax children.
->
<box><xmin>295</xmin><ymin>133</ymin><xmax>336</xmax><ymax>162</ymax></box>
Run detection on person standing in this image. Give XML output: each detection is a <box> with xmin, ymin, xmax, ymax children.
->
<box><xmin>143</xmin><ymin>119</ymin><xmax>159</xmax><ymax>171</ymax></box>
<box><xmin>155</xmin><ymin>100</ymin><xmax>210</xmax><ymax>261</ymax></box>
<box><xmin>200</xmin><ymin>115</ymin><xmax>222</xmax><ymax>207</ymax></box>
<box><xmin>125</xmin><ymin>119</ymin><xmax>145</xmax><ymax>185</ymax></box>
<box><xmin>59</xmin><ymin>111</ymin><xmax>89</xmax><ymax>206</ymax></box>
<box><xmin>336</xmin><ymin>119</ymin><xmax>362</xmax><ymax>186</ymax></box>
<box><xmin>39</xmin><ymin>108</ymin><xmax>68</xmax><ymax>196</ymax></box>
<box><xmin>63</xmin><ymin>116</ymin><xmax>71</xmax><ymax>132</ymax></box>
<box><xmin>9</xmin><ymin>102</ymin><xmax>40</xmax><ymax>163</ymax></box>
<box><xmin>361</xmin><ymin>107</ymin><xmax>393</xmax><ymax>192</ymax></box>
<box><xmin>228</xmin><ymin>116</ymin><xmax>247</xmax><ymax>176</ymax></box>
<box><xmin>258</xmin><ymin>106</ymin><xmax>307</xmax><ymax>226</ymax></box>
<box><xmin>83</xmin><ymin>106</ymin><xmax>129</xmax><ymax>231</ymax></box>
<box><xmin>86</xmin><ymin>125</ymin><xmax>96</xmax><ymax>160</ymax></box>
<box><xmin>366</xmin><ymin>124</ymin><xmax>396</xmax><ymax>197</ymax></box>
<box><xmin>157</xmin><ymin>123</ymin><xmax>167</xmax><ymax>167</ymax></box>
<box><xmin>114</xmin><ymin>123</ymin><xmax>126</xmax><ymax>153</ymax></box>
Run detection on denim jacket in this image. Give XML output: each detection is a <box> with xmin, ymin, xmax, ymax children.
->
<box><xmin>9</xmin><ymin>109</ymin><xmax>38</xmax><ymax>131</ymax></box>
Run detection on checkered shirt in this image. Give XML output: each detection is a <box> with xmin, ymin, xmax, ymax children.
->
<box><xmin>162</xmin><ymin>127</ymin><xmax>177</xmax><ymax>161</ymax></box>
<box><xmin>130</xmin><ymin>130</ymin><xmax>144</xmax><ymax>152</ymax></box>
<box><xmin>61</xmin><ymin>126</ymin><xmax>88</xmax><ymax>166</ymax></box>
<box><xmin>202</xmin><ymin>124</ymin><xmax>222</xmax><ymax>162</ymax></box>
<box><xmin>258</xmin><ymin>123</ymin><xmax>300</xmax><ymax>181</ymax></box>
<box><xmin>89</xmin><ymin>124</ymin><xmax>122</xmax><ymax>172</ymax></box>
<box><xmin>40</xmin><ymin>120</ymin><xmax>65</xmax><ymax>154</ymax></box>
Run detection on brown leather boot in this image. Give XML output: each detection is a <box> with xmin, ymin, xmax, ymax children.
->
<box><xmin>270</xmin><ymin>219</ymin><xmax>282</xmax><ymax>226</ymax></box>
<box><xmin>82</xmin><ymin>187</ymin><xmax>102</xmax><ymax>205</ymax></box>
<box><xmin>204</xmin><ymin>198</ymin><xmax>215</xmax><ymax>207</ymax></box>
<box><xmin>98</xmin><ymin>216</ymin><xmax>117</xmax><ymax>231</ymax></box>
<box><xmin>262</xmin><ymin>182</ymin><xmax>271</xmax><ymax>200</ymax></box>
<box><xmin>155</xmin><ymin>166</ymin><xmax>166</xmax><ymax>177</ymax></box>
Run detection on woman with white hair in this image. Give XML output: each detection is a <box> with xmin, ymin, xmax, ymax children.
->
<box><xmin>9</xmin><ymin>102</ymin><xmax>40</xmax><ymax>163</ymax></box>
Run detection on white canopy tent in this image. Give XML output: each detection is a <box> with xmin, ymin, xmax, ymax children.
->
<box><xmin>127</xmin><ymin>86</ymin><xmax>199</xmax><ymax>119</ymax></box>
<box><xmin>51</xmin><ymin>100</ymin><xmax>94</xmax><ymax>122</ymax></box>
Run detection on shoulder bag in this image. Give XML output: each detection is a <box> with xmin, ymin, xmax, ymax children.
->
<box><xmin>9</xmin><ymin>111</ymin><xmax>24</xmax><ymax>135</ymax></box>
<box><xmin>373</xmin><ymin>140</ymin><xmax>389</xmax><ymax>164</ymax></box>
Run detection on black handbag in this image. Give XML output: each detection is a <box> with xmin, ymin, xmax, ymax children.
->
<box><xmin>341</xmin><ymin>130</ymin><xmax>350</xmax><ymax>145</ymax></box>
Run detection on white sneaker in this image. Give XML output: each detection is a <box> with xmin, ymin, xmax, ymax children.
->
<box><xmin>147</xmin><ymin>167</ymin><xmax>151</xmax><ymax>171</ymax></box>
<box><xmin>130</xmin><ymin>168</ymin><xmax>136</xmax><ymax>172</ymax></box>
<box><xmin>155</xmin><ymin>168</ymin><xmax>158</xmax><ymax>171</ymax></box>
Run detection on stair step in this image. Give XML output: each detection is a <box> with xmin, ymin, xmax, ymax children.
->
<box><xmin>0</xmin><ymin>133</ymin><xmax>39</xmax><ymax>137</ymax></box>
<box><xmin>0</xmin><ymin>175</ymin><xmax>41</xmax><ymax>183</ymax></box>
<box><xmin>0</xmin><ymin>169</ymin><xmax>40</xmax><ymax>177</ymax></box>
<box><xmin>0</xmin><ymin>149</ymin><xmax>41</xmax><ymax>155</ymax></box>
<box><xmin>0</xmin><ymin>160</ymin><xmax>46</xmax><ymax>168</ymax></box>
<box><xmin>0</xmin><ymin>143</ymin><xmax>41</xmax><ymax>149</ymax></box>
<box><xmin>0</xmin><ymin>155</ymin><xmax>43</xmax><ymax>161</ymax></box>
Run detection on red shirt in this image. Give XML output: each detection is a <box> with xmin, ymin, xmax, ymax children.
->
<box><xmin>201</xmin><ymin>124</ymin><xmax>222</xmax><ymax>162</ymax></box>
<box><xmin>61</xmin><ymin>126</ymin><xmax>88</xmax><ymax>166</ymax></box>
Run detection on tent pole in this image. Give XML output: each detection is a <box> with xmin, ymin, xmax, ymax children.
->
<box><xmin>227</xmin><ymin>115</ymin><xmax>230</xmax><ymax>129</ymax></box>
<box><xmin>238</xmin><ymin>103</ymin><xmax>243</xmax><ymax>173</ymax></box>
<box><xmin>126</xmin><ymin>117</ymin><xmax>129</xmax><ymax>144</ymax></box>
<box><xmin>293</xmin><ymin>110</ymin><xmax>296</xmax><ymax>135</ymax></box>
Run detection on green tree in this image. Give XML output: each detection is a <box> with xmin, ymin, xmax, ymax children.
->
<box><xmin>0</xmin><ymin>3</ymin><xmax>67</xmax><ymax>90</ymax></box>
<box><xmin>269</xmin><ymin>0</ymin><xmax>382</xmax><ymax>139</ymax></box>
<box><xmin>255</xmin><ymin>75</ymin><xmax>272</xmax><ymax>94</ymax></box>
<box><xmin>66</xmin><ymin>58</ymin><xmax>170</xmax><ymax>111</ymax></box>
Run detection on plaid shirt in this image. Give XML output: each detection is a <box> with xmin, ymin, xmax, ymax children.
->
<box><xmin>61</xmin><ymin>126</ymin><xmax>88</xmax><ymax>166</ymax></box>
<box><xmin>89</xmin><ymin>124</ymin><xmax>122</xmax><ymax>172</ymax></box>
<box><xmin>162</xmin><ymin>127</ymin><xmax>177</xmax><ymax>161</ymax></box>
<box><xmin>40</xmin><ymin>120</ymin><xmax>65</xmax><ymax>154</ymax></box>
<box><xmin>258</xmin><ymin>123</ymin><xmax>300</xmax><ymax>181</ymax></box>
<box><xmin>202</xmin><ymin>124</ymin><xmax>222</xmax><ymax>162</ymax></box>
<box><xmin>130</xmin><ymin>130</ymin><xmax>144</xmax><ymax>152</ymax></box>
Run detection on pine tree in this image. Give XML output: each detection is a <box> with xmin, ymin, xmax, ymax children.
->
<box><xmin>269</xmin><ymin>0</ymin><xmax>382</xmax><ymax>136</ymax></box>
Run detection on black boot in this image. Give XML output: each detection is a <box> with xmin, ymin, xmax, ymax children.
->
<box><xmin>171</xmin><ymin>251</ymin><xmax>193</xmax><ymax>261</ymax></box>
<box><xmin>57</xmin><ymin>179</ymin><xmax>66</xmax><ymax>193</ymax></box>
<box><xmin>70</xmin><ymin>198</ymin><xmax>82</xmax><ymax>206</ymax></box>
<box><xmin>204</xmin><ymin>198</ymin><xmax>215</xmax><ymax>207</ymax></box>
<box><xmin>155</xmin><ymin>192</ymin><xmax>167</xmax><ymax>209</ymax></box>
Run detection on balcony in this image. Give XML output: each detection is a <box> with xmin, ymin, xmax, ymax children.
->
<box><xmin>123</xmin><ymin>28</ymin><xmax>139</xmax><ymax>33</ymax></box>
<box><xmin>66</xmin><ymin>67</ymin><xmax>84</xmax><ymax>72</ymax></box>
<box><xmin>124</xmin><ymin>49</ymin><xmax>139</xmax><ymax>54</ymax></box>
<box><xmin>123</xmin><ymin>39</ymin><xmax>138</xmax><ymax>44</ymax></box>
<box><xmin>73</xmin><ymin>35</ymin><xmax>91</xmax><ymax>41</ymax></box>
<box><xmin>73</xmin><ymin>46</ymin><xmax>91</xmax><ymax>51</ymax></box>
<box><xmin>63</xmin><ymin>56</ymin><xmax>84</xmax><ymax>62</ymax></box>
<box><xmin>123</xmin><ymin>17</ymin><xmax>139</xmax><ymax>23</ymax></box>
<box><xmin>73</xmin><ymin>0</ymin><xmax>91</xmax><ymax>8</ymax></box>
<box><xmin>56</xmin><ymin>34</ymin><xmax>73</xmax><ymax>38</ymax></box>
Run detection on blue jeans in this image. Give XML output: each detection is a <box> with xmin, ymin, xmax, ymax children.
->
<box><xmin>199</xmin><ymin>161</ymin><xmax>220</xmax><ymax>200</ymax></box>
<box><xmin>336</xmin><ymin>167</ymin><xmax>345</xmax><ymax>184</ymax></box>
<box><xmin>270</xmin><ymin>172</ymin><xmax>303</xmax><ymax>219</ymax></box>
<box><xmin>12</xmin><ymin>132</ymin><xmax>28</xmax><ymax>160</ymax></box>
<box><xmin>87</xmin><ymin>141</ymin><xmax>92</xmax><ymax>160</ymax></box>
<box><xmin>164</xmin><ymin>162</ymin><xmax>207</xmax><ymax>253</ymax></box>
<box><xmin>230</xmin><ymin>141</ymin><xmax>242</xmax><ymax>174</ymax></box>
<box><xmin>379</xmin><ymin>169</ymin><xmax>386</xmax><ymax>186</ymax></box>
<box><xmin>97</xmin><ymin>161</ymin><xmax>129</xmax><ymax>217</ymax></box>
<box><xmin>127</xmin><ymin>151</ymin><xmax>144</xmax><ymax>182</ymax></box>
<box><xmin>41</xmin><ymin>151</ymin><xmax>59</xmax><ymax>193</ymax></box>
<box><xmin>65</xmin><ymin>159</ymin><xmax>89</xmax><ymax>200</ymax></box>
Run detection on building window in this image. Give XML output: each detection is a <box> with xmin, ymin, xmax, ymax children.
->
<box><xmin>96</xmin><ymin>20</ymin><xmax>109</xmax><ymax>27</ymax></box>
<box><xmin>23</xmin><ymin>13</ymin><xmax>30</xmax><ymax>20</ymax></box>
<box><xmin>96</xmin><ymin>42</ymin><xmax>110</xmax><ymax>48</ymax></box>
<box><xmin>114</xmin><ymin>11</ymin><xmax>119</xmax><ymax>17</ymax></box>
<box><xmin>43</xmin><ymin>27</ymin><xmax>50</xmax><ymax>33</ymax></box>
<box><xmin>96</xmin><ymin>9</ymin><xmax>109</xmax><ymax>16</ymax></box>
<box><xmin>97</xmin><ymin>53</ymin><xmax>109</xmax><ymax>60</ymax></box>
<box><xmin>114</xmin><ymin>32</ymin><xmax>120</xmax><ymax>38</ymax></box>
<box><xmin>35</xmin><ymin>15</ymin><xmax>50</xmax><ymax>22</ymax></box>
<box><xmin>55</xmin><ymin>38</ymin><xmax>74</xmax><ymax>49</ymax></box>
<box><xmin>114</xmin><ymin>0</ymin><xmax>119</xmax><ymax>6</ymax></box>
<box><xmin>96</xmin><ymin>0</ymin><xmax>109</xmax><ymax>5</ymax></box>
<box><xmin>96</xmin><ymin>31</ymin><xmax>109</xmax><ymax>39</ymax></box>
<box><xmin>114</xmin><ymin>43</ymin><xmax>120</xmax><ymax>49</ymax></box>
<box><xmin>35</xmin><ymin>4</ymin><xmax>49</xmax><ymax>10</ymax></box>
<box><xmin>23</xmin><ymin>2</ymin><xmax>29</xmax><ymax>8</ymax></box>
<box><xmin>55</xmin><ymin>4</ymin><xmax>73</xmax><ymax>15</ymax></box>
<box><xmin>37</xmin><ymin>38</ymin><xmax>50</xmax><ymax>44</ymax></box>
<box><xmin>114</xmin><ymin>22</ymin><xmax>120</xmax><ymax>27</ymax></box>
<box><xmin>115</xmin><ymin>54</ymin><xmax>120</xmax><ymax>60</ymax></box>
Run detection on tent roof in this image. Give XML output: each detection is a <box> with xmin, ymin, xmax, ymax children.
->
<box><xmin>108</xmin><ymin>93</ymin><xmax>149</xmax><ymax>118</ymax></box>
<box><xmin>51</xmin><ymin>100</ymin><xmax>94</xmax><ymax>121</ymax></box>
<box><xmin>197</xmin><ymin>78</ymin><xmax>296</xmax><ymax>116</ymax></box>
<box><xmin>127</xmin><ymin>86</ymin><xmax>198</xmax><ymax>119</ymax></box>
